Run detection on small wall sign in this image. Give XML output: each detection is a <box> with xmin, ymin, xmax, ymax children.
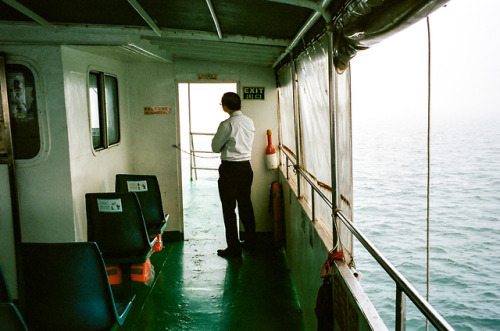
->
<box><xmin>198</xmin><ymin>73</ymin><xmax>217</xmax><ymax>80</ymax></box>
<box><xmin>144</xmin><ymin>106</ymin><xmax>171</xmax><ymax>115</ymax></box>
<box><xmin>243</xmin><ymin>87</ymin><xmax>265</xmax><ymax>100</ymax></box>
<box><xmin>97</xmin><ymin>198</ymin><xmax>123</xmax><ymax>213</ymax></box>
<box><xmin>126</xmin><ymin>180</ymin><xmax>148</xmax><ymax>192</ymax></box>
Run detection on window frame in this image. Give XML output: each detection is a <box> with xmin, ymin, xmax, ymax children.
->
<box><xmin>4</xmin><ymin>58</ymin><xmax>48</xmax><ymax>165</ymax></box>
<box><xmin>88</xmin><ymin>70</ymin><xmax>120</xmax><ymax>151</ymax></box>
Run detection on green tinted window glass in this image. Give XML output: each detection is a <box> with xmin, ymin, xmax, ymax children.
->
<box><xmin>89</xmin><ymin>72</ymin><xmax>103</xmax><ymax>149</ymax></box>
<box><xmin>104</xmin><ymin>75</ymin><xmax>119</xmax><ymax>145</ymax></box>
<box><xmin>88</xmin><ymin>71</ymin><xmax>120</xmax><ymax>150</ymax></box>
<box><xmin>6</xmin><ymin>64</ymin><xmax>40</xmax><ymax>159</ymax></box>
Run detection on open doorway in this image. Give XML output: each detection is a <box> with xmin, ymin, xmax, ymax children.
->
<box><xmin>178</xmin><ymin>82</ymin><xmax>238</xmax><ymax>238</ymax></box>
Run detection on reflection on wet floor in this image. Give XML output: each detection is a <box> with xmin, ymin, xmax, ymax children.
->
<box><xmin>119</xmin><ymin>178</ymin><xmax>305</xmax><ymax>330</ymax></box>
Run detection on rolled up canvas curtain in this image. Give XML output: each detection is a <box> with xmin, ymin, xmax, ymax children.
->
<box><xmin>330</xmin><ymin>0</ymin><xmax>448</xmax><ymax>71</ymax></box>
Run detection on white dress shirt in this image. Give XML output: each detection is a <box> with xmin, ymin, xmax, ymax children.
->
<box><xmin>211</xmin><ymin>111</ymin><xmax>255</xmax><ymax>161</ymax></box>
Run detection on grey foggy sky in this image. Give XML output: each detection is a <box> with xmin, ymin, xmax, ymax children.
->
<box><xmin>351</xmin><ymin>0</ymin><xmax>500</xmax><ymax>130</ymax></box>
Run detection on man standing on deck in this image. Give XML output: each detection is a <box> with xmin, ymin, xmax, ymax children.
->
<box><xmin>211</xmin><ymin>92</ymin><xmax>256</xmax><ymax>258</ymax></box>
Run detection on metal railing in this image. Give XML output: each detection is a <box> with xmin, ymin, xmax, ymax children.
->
<box><xmin>189</xmin><ymin>132</ymin><xmax>218</xmax><ymax>180</ymax></box>
<box><xmin>282</xmin><ymin>149</ymin><xmax>454</xmax><ymax>331</ymax></box>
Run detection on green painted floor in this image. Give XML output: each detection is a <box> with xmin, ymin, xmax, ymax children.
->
<box><xmin>118</xmin><ymin>178</ymin><xmax>305</xmax><ymax>331</ymax></box>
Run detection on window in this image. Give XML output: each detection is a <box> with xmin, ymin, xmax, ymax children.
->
<box><xmin>89</xmin><ymin>72</ymin><xmax>120</xmax><ymax>150</ymax></box>
<box><xmin>6</xmin><ymin>64</ymin><xmax>41</xmax><ymax>159</ymax></box>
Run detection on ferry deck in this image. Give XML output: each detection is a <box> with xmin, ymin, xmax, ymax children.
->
<box><xmin>118</xmin><ymin>177</ymin><xmax>305</xmax><ymax>330</ymax></box>
<box><xmin>0</xmin><ymin>1</ymin><xmax>455</xmax><ymax>330</ymax></box>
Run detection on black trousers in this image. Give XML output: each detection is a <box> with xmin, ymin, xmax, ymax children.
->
<box><xmin>218</xmin><ymin>160</ymin><xmax>256</xmax><ymax>250</ymax></box>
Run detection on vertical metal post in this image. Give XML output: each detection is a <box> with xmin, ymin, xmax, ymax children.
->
<box><xmin>425</xmin><ymin>16</ymin><xmax>432</xmax><ymax>331</ymax></box>
<box><xmin>396</xmin><ymin>284</ymin><xmax>407</xmax><ymax>331</ymax></box>
<box><xmin>291</xmin><ymin>56</ymin><xmax>301</xmax><ymax>197</ymax></box>
<box><xmin>327</xmin><ymin>31</ymin><xmax>339</xmax><ymax>249</ymax></box>
<box><xmin>0</xmin><ymin>53</ymin><xmax>22</xmax><ymax>284</ymax></box>
<box><xmin>286</xmin><ymin>156</ymin><xmax>289</xmax><ymax>179</ymax></box>
<box><xmin>276</xmin><ymin>73</ymin><xmax>283</xmax><ymax>174</ymax></box>
<box><xmin>311</xmin><ymin>186</ymin><xmax>315</xmax><ymax>222</ymax></box>
<box><xmin>187</xmin><ymin>84</ymin><xmax>197</xmax><ymax>181</ymax></box>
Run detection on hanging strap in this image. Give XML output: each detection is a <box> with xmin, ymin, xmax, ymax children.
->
<box><xmin>425</xmin><ymin>16</ymin><xmax>432</xmax><ymax>331</ymax></box>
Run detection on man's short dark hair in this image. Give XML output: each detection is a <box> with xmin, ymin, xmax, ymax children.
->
<box><xmin>221</xmin><ymin>92</ymin><xmax>241</xmax><ymax>111</ymax></box>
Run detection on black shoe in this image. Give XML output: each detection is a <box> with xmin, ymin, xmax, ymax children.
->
<box><xmin>240</xmin><ymin>240</ymin><xmax>256</xmax><ymax>250</ymax></box>
<box><xmin>217</xmin><ymin>248</ymin><xmax>242</xmax><ymax>258</ymax></box>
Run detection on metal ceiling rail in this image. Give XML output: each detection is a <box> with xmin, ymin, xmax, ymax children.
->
<box><xmin>156</xmin><ymin>38</ymin><xmax>281</xmax><ymax>53</ymax></box>
<box><xmin>1</xmin><ymin>0</ymin><xmax>54</xmax><ymax>30</ymax></box>
<box><xmin>119</xmin><ymin>44</ymin><xmax>172</xmax><ymax>63</ymax></box>
<box><xmin>267</xmin><ymin>0</ymin><xmax>321</xmax><ymax>11</ymax></box>
<box><xmin>145</xmin><ymin>29</ymin><xmax>290</xmax><ymax>47</ymax></box>
<box><xmin>272</xmin><ymin>0</ymin><xmax>333</xmax><ymax>67</ymax></box>
<box><xmin>126</xmin><ymin>0</ymin><xmax>162</xmax><ymax>37</ymax></box>
<box><xmin>0</xmin><ymin>22</ymin><xmax>290</xmax><ymax>48</ymax></box>
<box><xmin>205</xmin><ymin>0</ymin><xmax>223</xmax><ymax>40</ymax></box>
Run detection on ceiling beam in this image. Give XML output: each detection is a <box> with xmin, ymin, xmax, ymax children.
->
<box><xmin>0</xmin><ymin>23</ymin><xmax>290</xmax><ymax>48</ymax></box>
<box><xmin>0</xmin><ymin>24</ymin><xmax>128</xmax><ymax>45</ymax></box>
<box><xmin>155</xmin><ymin>39</ymin><xmax>281</xmax><ymax>56</ymax></box>
<box><xmin>205</xmin><ymin>0</ymin><xmax>223</xmax><ymax>39</ymax></box>
<box><xmin>2</xmin><ymin>0</ymin><xmax>54</xmax><ymax>30</ymax></box>
<box><xmin>167</xmin><ymin>47</ymin><xmax>277</xmax><ymax>60</ymax></box>
<box><xmin>173</xmin><ymin>52</ymin><xmax>274</xmax><ymax>66</ymax></box>
<box><xmin>119</xmin><ymin>44</ymin><xmax>171</xmax><ymax>63</ymax></box>
<box><xmin>0</xmin><ymin>24</ymin><xmax>171</xmax><ymax>63</ymax></box>
<box><xmin>266</xmin><ymin>0</ymin><xmax>321</xmax><ymax>11</ymax></box>
<box><xmin>126</xmin><ymin>0</ymin><xmax>162</xmax><ymax>37</ymax></box>
<box><xmin>266</xmin><ymin>0</ymin><xmax>331</xmax><ymax>21</ymax></box>
<box><xmin>272</xmin><ymin>0</ymin><xmax>333</xmax><ymax>67</ymax></box>
<box><xmin>145</xmin><ymin>28</ymin><xmax>290</xmax><ymax>47</ymax></box>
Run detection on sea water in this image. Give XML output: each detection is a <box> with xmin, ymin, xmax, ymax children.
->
<box><xmin>352</xmin><ymin>119</ymin><xmax>500</xmax><ymax>330</ymax></box>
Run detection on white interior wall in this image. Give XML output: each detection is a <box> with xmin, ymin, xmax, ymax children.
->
<box><xmin>61</xmin><ymin>46</ymin><xmax>133</xmax><ymax>242</ymax></box>
<box><xmin>127</xmin><ymin>62</ymin><xmax>180</xmax><ymax>233</ymax></box>
<box><xmin>175</xmin><ymin>60</ymin><xmax>280</xmax><ymax>233</ymax></box>
<box><xmin>0</xmin><ymin>45</ymin><xmax>74</xmax><ymax>296</ymax></box>
<box><xmin>9</xmin><ymin>46</ymin><xmax>75</xmax><ymax>243</ymax></box>
<box><xmin>0</xmin><ymin>49</ymin><xmax>281</xmax><ymax>296</ymax></box>
<box><xmin>239</xmin><ymin>65</ymin><xmax>280</xmax><ymax>232</ymax></box>
<box><xmin>128</xmin><ymin>58</ymin><xmax>280</xmax><ymax>235</ymax></box>
<box><xmin>0</xmin><ymin>165</ymin><xmax>16</xmax><ymax>296</ymax></box>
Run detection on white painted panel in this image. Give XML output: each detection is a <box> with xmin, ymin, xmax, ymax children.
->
<box><xmin>239</xmin><ymin>66</ymin><xmax>281</xmax><ymax>233</ymax></box>
<box><xmin>0</xmin><ymin>165</ymin><xmax>17</xmax><ymax>298</ymax></box>
<box><xmin>128</xmin><ymin>62</ymin><xmax>180</xmax><ymax>232</ymax></box>
<box><xmin>173</xmin><ymin>59</ymin><xmax>280</xmax><ymax>233</ymax></box>
<box><xmin>126</xmin><ymin>58</ymin><xmax>280</xmax><ymax>235</ymax></box>
<box><xmin>61</xmin><ymin>46</ymin><xmax>133</xmax><ymax>241</ymax></box>
<box><xmin>2</xmin><ymin>45</ymin><xmax>75</xmax><ymax>244</ymax></box>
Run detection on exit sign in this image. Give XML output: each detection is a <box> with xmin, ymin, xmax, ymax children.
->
<box><xmin>243</xmin><ymin>87</ymin><xmax>265</xmax><ymax>100</ymax></box>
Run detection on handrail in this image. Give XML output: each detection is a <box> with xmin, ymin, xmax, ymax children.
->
<box><xmin>295</xmin><ymin>164</ymin><xmax>332</xmax><ymax>210</ymax></box>
<box><xmin>191</xmin><ymin>132</ymin><xmax>215</xmax><ymax>136</ymax></box>
<box><xmin>335</xmin><ymin>211</ymin><xmax>454</xmax><ymax>330</ymax></box>
<box><xmin>190</xmin><ymin>132</ymin><xmax>218</xmax><ymax>155</ymax></box>
<box><xmin>192</xmin><ymin>150</ymin><xmax>217</xmax><ymax>154</ymax></box>
<box><xmin>281</xmin><ymin>148</ymin><xmax>454</xmax><ymax>331</ymax></box>
<box><xmin>189</xmin><ymin>132</ymin><xmax>218</xmax><ymax>180</ymax></box>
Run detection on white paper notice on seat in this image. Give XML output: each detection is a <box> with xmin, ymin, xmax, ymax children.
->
<box><xmin>97</xmin><ymin>199</ymin><xmax>123</xmax><ymax>213</ymax></box>
<box><xmin>127</xmin><ymin>180</ymin><xmax>148</xmax><ymax>192</ymax></box>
